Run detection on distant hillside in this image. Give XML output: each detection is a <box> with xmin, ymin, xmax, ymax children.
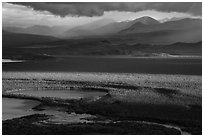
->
<box><xmin>61</xmin><ymin>18</ymin><xmax>115</xmax><ymax>38</ymax></box>
<box><xmin>3</xmin><ymin>25</ymin><xmax>72</xmax><ymax>37</ymax></box>
<box><xmin>117</xmin><ymin>18</ymin><xmax>201</xmax><ymax>44</ymax></box>
<box><xmin>2</xmin><ymin>16</ymin><xmax>202</xmax><ymax>60</ymax></box>
<box><xmin>4</xmin><ymin>17</ymin><xmax>201</xmax><ymax>44</ymax></box>
<box><xmin>60</xmin><ymin>17</ymin><xmax>201</xmax><ymax>44</ymax></box>
<box><xmin>61</xmin><ymin>16</ymin><xmax>161</xmax><ymax>37</ymax></box>
<box><xmin>91</xmin><ymin>16</ymin><xmax>159</xmax><ymax>35</ymax></box>
<box><xmin>2</xmin><ymin>31</ymin><xmax>61</xmax><ymax>60</ymax></box>
<box><xmin>120</xmin><ymin>18</ymin><xmax>201</xmax><ymax>34</ymax></box>
<box><xmin>130</xmin><ymin>16</ymin><xmax>160</xmax><ymax>25</ymax></box>
<box><xmin>3</xmin><ymin>31</ymin><xmax>201</xmax><ymax>60</ymax></box>
<box><xmin>2</xmin><ymin>30</ymin><xmax>59</xmax><ymax>47</ymax></box>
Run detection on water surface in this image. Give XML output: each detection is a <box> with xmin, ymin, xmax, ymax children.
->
<box><xmin>2</xmin><ymin>98</ymin><xmax>40</xmax><ymax>120</ymax></box>
<box><xmin>3</xmin><ymin>57</ymin><xmax>201</xmax><ymax>75</ymax></box>
<box><xmin>2</xmin><ymin>59</ymin><xmax>24</xmax><ymax>63</ymax></box>
<box><xmin>3</xmin><ymin>97</ymin><xmax>94</xmax><ymax>123</ymax></box>
<box><xmin>11</xmin><ymin>89</ymin><xmax>107</xmax><ymax>99</ymax></box>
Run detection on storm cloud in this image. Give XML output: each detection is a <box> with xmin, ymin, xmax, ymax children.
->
<box><xmin>10</xmin><ymin>2</ymin><xmax>202</xmax><ymax>17</ymax></box>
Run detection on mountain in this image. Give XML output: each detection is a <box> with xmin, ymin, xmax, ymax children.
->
<box><xmin>24</xmin><ymin>25</ymin><xmax>57</xmax><ymax>36</ymax></box>
<box><xmin>25</xmin><ymin>25</ymin><xmax>74</xmax><ymax>36</ymax></box>
<box><xmin>2</xmin><ymin>30</ymin><xmax>59</xmax><ymax>48</ymax></box>
<box><xmin>3</xmin><ymin>16</ymin><xmax>201</xmax><ymax>44</ymax></box>
<box><xmin>3</xmin><ymin>25</ymin><xmax>72</xmax><ymax>37</ymax></box>
<box><xmin>91</xmin><ymin>20</ymin><xmax>137</xmax><ymax>35</ymax></box>
<box><xmin>120</xmin><ymin>18</ymin><xmax>201</xmax><ymax>34</ymax></box>
<box><xmin>3</xmin><ymin>30</ymin><xmax>60</xmax><ymax>60</ymax></box>
<box><xmin>61</xmin><ymin>18</ymin><xmax>116</xmax><ymax>38</ymax></box>
<box><xmin>119</xmin><ymin>16</ymin><xmax>161</xmax><ymax>33</ymax></box>
<box><xmin>92</xmin><ymin>17</ymin><xmax>160</xmax><ymax>35</ymax></box>
<box><xmin>161</xmin><ymin>41</ymin><xmax>202</xmax><ymax>55</ymax></box>
<box><xmin>118</xmin><ymin>18</ymin><xmax>201</xmax><ymax>44</ymax></box>
<box><xmin>131</xmin><ymin>16</ymin><xmax>160</xmax><ymax>25</ymax></box>
<box><xmin>3</xmin><ymin>26</ymin><xmax>25</xmax><ymax>33</ymax></box>
<box><xmin>61</xmin><ymin>29</ymin><xmax>96</xmax><ymax>38</ymax></box>
<box><xmin>61</xmin><ymin>16</ymin><xmax>161</xmax><ymax>38</ymax></box>
<box><xmin>3</xmin><ymin>29</ymin><xmax>201</xmax><ymax>60</ymax></box>
<box><xmin>52</xmin><ymin>25</ymin><xmax>73</xmax><ymax>35</ymax></box>
<box><xmin>78</xmin><ymin>18</ymin><xmax>116</xmax><ymax>30</ymax></box>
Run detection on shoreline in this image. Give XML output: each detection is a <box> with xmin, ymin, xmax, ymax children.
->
<box><xmin>52</xmin><ymin>55</ymin><xmax>202</xmax><ymax>59</ymax></box>
<box><xmin>2</xmin><ymin>72</ymin><xmax>202</xmax><ymax>135</ymax></box>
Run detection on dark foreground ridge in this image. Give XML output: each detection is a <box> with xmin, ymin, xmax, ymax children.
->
<box><xmin>3</xmin><ymin>114</ymin><xmax>181</xmax><ymax>135</ymax></box>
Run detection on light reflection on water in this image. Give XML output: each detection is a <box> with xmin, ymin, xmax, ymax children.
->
<box><xmin>2</xmin><ymin>97</ymin><xmax>94</xmax><ymax>123</ymax></box>
<box><xmin>11</xmin><ymin>90</ymin><xmax>107</xmax><ymax>99</ymax></box>
<box><xmin>2</xmin><ymin>59</ymin><xmax>24</xmax><ymax>63</ymax></box>
<box><xmin>2</xmin><ymin>98</ymin><xmax>40</xmax><ymax>120</ymax></box>
<box><xmin>3</xmin><ymin>89</ymin><xmax>106</xmax><ymax>122</ymax></box>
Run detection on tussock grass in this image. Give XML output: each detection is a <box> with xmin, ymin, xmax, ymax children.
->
<box><xmin>2</xmin><ymin>72</ymin><xmax>202</xmax><ymax>135</ymax></box>
<box><xmin>2</xmin><ymin>72</ymin><xmax>201</xmax><ymax>106</ymax></box>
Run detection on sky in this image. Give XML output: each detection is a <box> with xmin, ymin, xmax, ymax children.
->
<box><xmin>2</xmin><ymin>2</ymin><xmax>202</xmax><ymax>28</ymax></box>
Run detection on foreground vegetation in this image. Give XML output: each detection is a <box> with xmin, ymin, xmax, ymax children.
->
<box><xmin>2</xmin><ymin>72</ymin><xmax>202</xmax><ymax>135</ymax></box>
<box><xmin>3</xmin><ymin>114</ymin><xmax>181</xmax><ymax>135</ymax></box>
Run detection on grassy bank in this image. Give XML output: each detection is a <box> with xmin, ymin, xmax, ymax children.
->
<box><xmin>2</xmin><ymin>72</ymin><xmax>202</xmax><ymax>134</ymax></box>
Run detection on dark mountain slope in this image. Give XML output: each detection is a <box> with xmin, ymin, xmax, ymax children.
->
<box><xmin>61</xmin><ymin>18</ymin><xmax>115</xmax><ymax>38</ymax></box>
<box><xmin>2</xmin><ymin>30</ymin><xmax>59</xmax><ymax>47</ymax></box>
<box><xmin>120</xmin><ymin>18</ymin><xmax>201</xmax><ymax>34</ymax></box>
<box><xmin>92</xmin><ymin>16</ymin><xmax>160</xmax><ymax>35</ymax></box>
<box><xmin>117</xmin><ymin>18</ymin><xmax>201</xmax><ymax>44</ymax></box>
<box><xmin>3</xmin><ymin>25</ymin><xmax>71</xmax><ymax>37</ymax></box>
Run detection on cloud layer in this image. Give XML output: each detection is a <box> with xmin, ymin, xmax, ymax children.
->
<box><xmin>10</xmin><ymin>2</ymin><xmax>202</xmax><ymax>17</ymax></box>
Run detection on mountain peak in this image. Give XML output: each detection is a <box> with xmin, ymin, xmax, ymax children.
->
<box><xmin>133</xmin><ymin>16</ymin><xmax>160</xmax><ymax>25</ymax></box>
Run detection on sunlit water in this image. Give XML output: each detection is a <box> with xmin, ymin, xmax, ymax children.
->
<box><xmin>2</xmin><ymin>59</ymin><xmax>24</xmax><ymax>63</ymax></box>
<box><xmin>2</xmin><ymin>97</ymin><xmax>190</xmax><ymax>134</ymax></box>
<box><xmin>2</xmin><ymin>98</ymin><xmax>40</xmax><ymax>120</ymax></box>
<box><xmin>2</xmin><ymin>97</ymin><xmax>94</xmax><ymax>123</ymax></box>
<box><xmin>11</xmin><ymin>89</ymin><xmax>107</xmax><ymax>99</ymax></box>
<box><xmin>3</xmin><ymin>89</ymin><xmax>107</xmax><ymax>122</ymax></box>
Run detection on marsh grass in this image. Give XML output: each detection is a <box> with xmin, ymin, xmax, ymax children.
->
<box><xmin>2</xmin><ymin>72</ymin><xmax>202</xmax><ymax>134</ymax></box>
